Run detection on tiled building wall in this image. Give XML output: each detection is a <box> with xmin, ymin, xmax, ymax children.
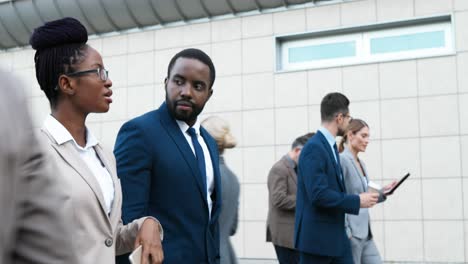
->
<box><xmin>0</xmin><ymin>0</ymin><xmax>467</xmax><ymax>262</ymax></box>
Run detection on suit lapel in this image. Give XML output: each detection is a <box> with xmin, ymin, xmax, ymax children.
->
<box><xmin>343</xmin><ymin>148</ymin><xmax>367</xmax><ymax>192</ymax></box>
<box><xmin>48</xmin><ymin>137</ymin><xmax>110</xmax><ymax>219</ymax></box>
<box><xmin>281</xmin><ymin>156</ymin><xmax>297</xmax><ymax>184</ymax></box>
<box><xmin>158</xmin><ymin>103</ymin><xmax>208</xmax><ymax>206</ymax></box>
<box><xmin>317</xmin><ymin>131</ymin><xmax>345</xmax><ymax>191</ymax></box>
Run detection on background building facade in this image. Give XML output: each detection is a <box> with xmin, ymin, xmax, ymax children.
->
<box><xmin>1</xmin><ymin>0</ymin><xmax>467</xmax><ymax>262</ymax></box>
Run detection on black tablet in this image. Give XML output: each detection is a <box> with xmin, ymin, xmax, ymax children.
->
<box><xmin>384</xmin><ymin>173</ymin><xmax>410</xmax><ymax>195</ymax></box>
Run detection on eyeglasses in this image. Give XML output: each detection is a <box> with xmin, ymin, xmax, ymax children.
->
<box><xmin>66</xmin><ymin>68</ymin><xmax>109</xmax><ymax>81</ymax></box>
<box><xmin>336</xmin><ymin>112</ymin><xmax>352</xmax><ymax>121</ymax></box>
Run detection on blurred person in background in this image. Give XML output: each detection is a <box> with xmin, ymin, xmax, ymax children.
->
<box><xmin>202</xmin><ymin>116</ymin><xmax>240</xmax><ymax>264</ymax></box>
<box><xmin>266</xmin><ymin>132</ymin><xmax>314</xmax><ymax>264</ymax></box>
<box><xmin>30</xmin><ymin>17</ymin><xmax>163</xmax><ymax>264</ymax></box>
<box><xmin>338</xmin><ymin>118</ymin><xmax>397</xmax><ymax>264</ymax></box>
<box><xmin>0</xmin><ymin>69</ymin><xmax>78</xmax><ymax>264</ymax></box>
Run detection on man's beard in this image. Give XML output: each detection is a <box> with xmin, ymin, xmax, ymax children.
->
<box><xmin>166</xmin><ymin>94</ymin><xmax>204</xmax><ymax>124</ymax></box>
<box><xmin>337</xmin><ymin>126</ymin><xmax>345</xmax><ymax>137</ymax></box>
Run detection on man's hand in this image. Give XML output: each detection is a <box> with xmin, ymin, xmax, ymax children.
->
<box><xmin>359</xmin><ymin>192</ymin><xmax>379</xmax><ymax>208</ymax></box>
<box><xmin>135</xmin><ymin>218</ymin><xmax>164</xmax><ymax>264</ymax></box>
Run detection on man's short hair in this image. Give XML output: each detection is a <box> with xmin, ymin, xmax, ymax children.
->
<box><xmin>320</xmin><ymin>92</ymin><xmax>350</xmax><ymax>122</ymax></box>
<box><xmin>166</xmin><ymin>48</ymin><xmax>216</xmax><ymax>88</ymax></box>
<box><xmin>291</xmin><ymin>132</ymin><xmax>315</xmax><ymax>149</ymax></box>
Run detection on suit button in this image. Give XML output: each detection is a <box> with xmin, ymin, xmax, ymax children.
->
<box><xmin>104</xmin><ymin>238</ymin><xmax>113</xmax><ymax>247</ymax></box>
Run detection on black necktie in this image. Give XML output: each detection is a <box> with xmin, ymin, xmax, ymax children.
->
<box><xmin>187</xmin><ymin>127</ymin><xmax>206</xmax><ymax>190</ymax></box>
<box><xmin>333</xmin><ymin>143</ymin><xmax>343</xmax><ymax>181</ymax></box>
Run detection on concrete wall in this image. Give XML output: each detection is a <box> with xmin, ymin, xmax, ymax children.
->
<box><xmin>1</xmin><ymin>0</ymin><xmax>467</xmax><ymax>262</ymax></box>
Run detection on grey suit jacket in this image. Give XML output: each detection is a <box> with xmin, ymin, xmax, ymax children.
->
<box><xmin>0</xmin><ymin>70</ymin><xmax>78</xmax><ymax>264</ymax></box>
<box><xmin>219</xmin><ymin>156</ymin><xmax>240</xmax><ymax>264</ymax></box>
<box><xmin>266</xmin><ymin>155</ymin><xmax>297</xmax><ymax>249</ymax></box>
<box><xmin>340</xmin><ymin>147</ymin><xmax>385</xmax><ymax>239</ymax></box>
<box><xmin>39</xmin><ymin>127</ymin><xmax>150</xmax><ymax>263</ymax></box>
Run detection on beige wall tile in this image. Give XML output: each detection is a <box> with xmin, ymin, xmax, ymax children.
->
<box><xmin>419</xmin><ymin>95</ymin><xmax>459</xmax><ymax>136</ymax></box>
<box><xmin>384</xmin><ymin>221</ymin><xmax>423</xmax><ymax>261</ymax></box>
<box><xmin>243</xmin><ymin>109</ymin><xmax>275</xmax><ymax>146</ymax></box>
<box><xmin>421</xmin><ymin>136</ymin><xmax>461</xmax><ymax>178</ymax></box>
<box><xmin>127</xmin><ymin>51</ymin><xmax>154</xmax><ymax>86</ymax></box>
<box><xmin>128</xmin><ymin>31</ymin><xmax>154</xmax><ymax>53</ymax></box>
<box><xmin>101</xmin><ymin>120</ymin><xmax>125</xmax><ymax>150</ymax></box>
<box><xmin>242</xmin><ymin>37</ymin><xmax>274</xmax><ymax>74</ymax></box>
<box><xmin>274</xmin><ymin>71</ymin><xmax>308</xmax><ymax>107</ymax></box>
<box><xmin>242</xmin><ymin>14</ymin><xmax>273</xmax><ymax>39</ymax></box>
<box><xmin>306</xmin><ymin>4</ymin><xmax>341</xmax><ymax>31</ymax></box>
<box><xmin>377</xmin><ymin>0</ymin><xmax>414</xmax><ymax>21</ymax></box>
<box><xmin>243</xmin><ymin>146</ymin><xmax>275</xmax><ymax>183</ymax></box>
<box><xmin>154</xmin><ymin>26</ymin><xmax>184</xmax><ymax>50</ymax></box>
<box><xmin>275</xmin><ymin>106</ymin><xmax>309</xmax><ymax>145</ymax></box>
<box><xmin>343</xmin><ymin>64</ymin><xmax>379</xmax><ymax>101</ymax></box>
<box><xmin>341</xmin><ymin>0</ymin><xmax>377</xmax><ymax>26</ymax></box>
<box><xmin>418</xmin><ymin>57</ymin><xmax>457</xmax><ymax>96</ymax></box>
<box><xmin>102</xmin><ymin>35</ymin><xmax>128</xmax><ymax>57</ymax></box>
<box><xmin>382</xmin><ymin>138</ymin><xmax>420</xmax><ymax>180</ymax></box>
<box><xmin>211</xmin><ymin>41</ymin><xmax>242</xmax><ymax>76</ymax></box>
<box><xmin>380</xmin><ymin>98</ymin><xmax>419</xmax><ymax>139</ymax></box>
<box><xmin>127</xmin><ymin>85</ymin><xmax>154</xmax><ymax>119</ymax></box>
<box><xmin>457</xmin><ymin>52</ymin><xmax>468</xmax><ymax>93</ymax></box>
<box><xmin>308</xmin><ymin>68</ymin><xmax>343</xmax><ymax>105</ymax></box>
<box><xmin>242</xmin><ymin>73</ymin><xmax>274</xmax><ymax>110</ymax></box>
<box><xmin>422</xmin><ymin>178</ymin><xmax>463</xmax><ymax>219</ymax></box>
<box><xmin>182</xmin><ymin>23</ymin><xmax>211</xmax><ymax>46</ymax></box>
<box><xmin>244</xmin><ymin>185</ymin><xmax>268</xmax><ymax>220</ymax></box>
<box><xmin>379</xmin><ymin>60</ymin><xmax>417</xmax><ymax>99</ymax></box>
<box><xmin>415</xmin><ymin>0</ymin><xmax>453</xmax><ymax>16</ymax></box>
<box><xmin>273</xmin><ymin>9</ymin><xmax>306</xmax><ymax>35</ymax></box>
<box><xmin>455</xmin><ymin>12</ymin><xmax>468</xmax><ymax>51</ymax></box>
<box><xmin>211</xmin><ymin>18</ymin><xmax>241</xmax><ymax>42</ymax></box>
<box><xmin>210</xmin><ymin>75</ymin><xmax>242</xmax><ymax>112</ymax></box>
<box><xmin>424</xmin><ymin>221</ymin><xmax>465</xmax><ymax>262</ymax></box>
<box><xmin>244</xmin><ymin>221</ymin><xmax>277</xmax><ymax>258</ymax></box>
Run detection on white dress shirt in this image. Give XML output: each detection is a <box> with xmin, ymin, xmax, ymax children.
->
<box><xmin>43</xmin><ymin>115</ymin><xmax>115</xmax><ymax>215</ymax></box>
<box><xmin>176</xmin><ymin>119</ymin><xmax>215</xmax><ymax>217</ymax></box>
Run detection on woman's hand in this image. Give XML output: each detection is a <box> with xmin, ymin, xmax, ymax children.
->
<box><xmin>134</xmin><ymin>218</ymin><xmax>164</xmax><ymax>264</ymax></box>
<box><xmin>383</xmin><ymin>180</ymin><xmax>398</xmax><ymax>196</ymax></box>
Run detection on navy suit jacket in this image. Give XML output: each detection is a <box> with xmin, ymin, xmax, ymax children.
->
<box><xmin>294</xmin><ymin>130</ymin><xmax>360</xmax><ymax>257</ymax></box>
<box><xmin>114</xmin><ymin>102</ymin><xmax>222</xmax><ymax>264</ymax></box>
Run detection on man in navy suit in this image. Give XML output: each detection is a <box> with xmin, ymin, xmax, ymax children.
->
<box><xmin>115</xmin><ymin>48</ymin><xmax>221</xmax><ymax>264</ymax></box>
<box><xmin>294</xmin><ymin>92</ymin><xmax>379</xmax><ymax>264</ymax></box>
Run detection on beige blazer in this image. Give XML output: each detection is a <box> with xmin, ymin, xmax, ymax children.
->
<box><xmin>39</xmin><ymin>127</ymin><xmax>147</xmax><ymax>264</ymax></box>
<box><xmin>266</xmin><ymin>155</ymin><xmax>297</xmax><ymax>249</ymax></box>
<box><xmin>0</xmin><ymin>70</ymin><xmax>78</xmax><ymax>264</ymax></box>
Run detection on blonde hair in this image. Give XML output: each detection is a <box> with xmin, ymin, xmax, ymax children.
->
<box><xmin>201</xmin><ymin>116</ymin><xmax>237</xmax><ymax>154</ymax></box>
<box><xmin>338</xmin><ymin>118</ymin><xmax>369</xmax><ymax>153</ymax></box>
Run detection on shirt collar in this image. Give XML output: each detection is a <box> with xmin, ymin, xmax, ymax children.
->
<box><xmin>318</xmin><ymin>126</ymin><xmax>336</xmax><ymax>148</ymax></box>
<box><xmin>43</xmin><ymin>115</ymin><xmax>99</xmax><ymax>150</ymax></box>
<box><xmin>176</xmin><ymin>119</ymin><xmax>201</xmax><ymax>135</ymax></box>
<box><xmin>284</xmin><ymin>154</ymin><xmax>297</xmax><ymax>168</ymax></box>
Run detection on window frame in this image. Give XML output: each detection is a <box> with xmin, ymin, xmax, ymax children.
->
<box><xmin>275</xmin><ymin>14</ymin><xmax>454</xmax><ymax>72</ymax></box>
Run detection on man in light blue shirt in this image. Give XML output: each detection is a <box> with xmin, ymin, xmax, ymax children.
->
<box><xmin>294</xmin><ymin>92</ymin><xmax>379</xmax><ymax>264</ymax></box>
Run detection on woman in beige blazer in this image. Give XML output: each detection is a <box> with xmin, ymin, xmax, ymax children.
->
<box><xmin>30</xmin><ymin>17</ymin><xmax>163</xmax><ymax>264</ymax></box>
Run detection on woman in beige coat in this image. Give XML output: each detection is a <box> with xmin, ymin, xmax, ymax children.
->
<box><xmin>30</xmin><ymin>17</ymin><xmax>163</xmax><ymax>264</ymax></box>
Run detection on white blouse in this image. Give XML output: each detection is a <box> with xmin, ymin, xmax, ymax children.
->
<box><xmin>43</xmin><ymin>115</ymin><xmax>115</xmax><ymax>215</ymax></box>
